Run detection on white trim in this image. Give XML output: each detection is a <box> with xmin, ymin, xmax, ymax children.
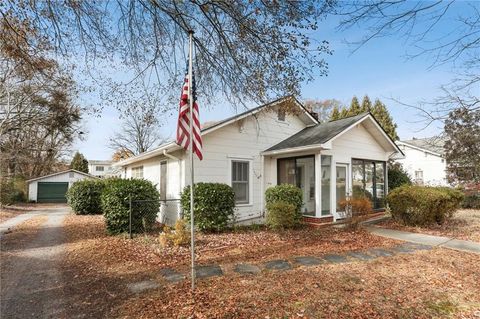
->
<box><xmin>396</xmin><ymin>141</ymin><xmax>443</xmax><ymax>157</ymax></box>
<box><xmin>262</xmin><ymin>144</ymin><xmax>325</xmax><ymax>156</ymax></box>
<box><xmin>26</xmin><ymin>169</ymin><xmax>98</xmax><ymax>183</ymax></box>
<box><xmin>112</xmin><ymin>142</ymin><xmax>181</xmax><ymax>167</ymax></box>
<box><xmin>228</xmin><ymin>157</ymin><xmax>254</xmax><ymax>206</ymax></box>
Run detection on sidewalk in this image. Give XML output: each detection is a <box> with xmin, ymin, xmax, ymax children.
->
<box><xmin>365</xmin><ymin>225</ymin><xmax>480</xmax><ymax>254</ymax></box>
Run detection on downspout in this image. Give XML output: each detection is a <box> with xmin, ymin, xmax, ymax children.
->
<box><xmin>163</xmin><ymin>150</ymin><xmax>183</xmax><ymax>220</ymax></box>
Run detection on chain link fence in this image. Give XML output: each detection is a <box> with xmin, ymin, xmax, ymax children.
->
<box><xmin>128</xmin><ymin>198</ymin><xmax>182</xmax><ymax>238</ymax></box>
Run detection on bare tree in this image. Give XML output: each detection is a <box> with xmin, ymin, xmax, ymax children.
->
<box><xmin>334</xmin><ymin>1</ymin><xmax>480</xmax><ymax>125</ymax></box>
<box><xmin>1</xmin><ymin>1</ymin><xmax>333</xmax><ymax>110</ymax></box>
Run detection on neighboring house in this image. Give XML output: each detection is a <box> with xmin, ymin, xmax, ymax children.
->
<box><xmin>395</xmin><ymin>137</ymin><xmax>448</xmax><ymax>186</ymax></box>
<box><xmin>27</xmin><ymin>169</ymin><xmax>98</xmax><ymax>203</ymax></box>
<box><xmin>113</xmin><ymin>96</ymin><xmax>403</xmax><ymax>225</ymax></box>
<box><xmin>88</xmin><ymin>160</ymin><xmax>115</xmax><ymax>178</ymax></box>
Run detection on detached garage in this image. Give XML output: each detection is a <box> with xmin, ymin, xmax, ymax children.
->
<box><xmin>27</xmin><ymin>169</ymin><xmax>97</xmax><ymax>203</ymax></box>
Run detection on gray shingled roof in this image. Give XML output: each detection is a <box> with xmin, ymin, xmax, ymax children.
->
<box><xmin>400</xmin><ymin>137</ymin><xmax>445</xmax><ymax>155</ymax></box>
<box><xmin>265</xmin><ymin>113</ymin><xmax>369</xmax><ymax>152</ymax></box>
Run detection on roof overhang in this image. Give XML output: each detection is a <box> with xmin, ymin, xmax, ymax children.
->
<box><xmin>26</xmin><ymin>169</ymin><xmax>98</xmax><ymax>183</ymax></box>
<box><xmin>396</xmin><ymin>141</ymin><xmax>443</xmax><ymax>157</ymax></box>
<box><xmin>112</xmin><ymin>142</ymin><xmax>182</xmax><ymax>167</ymax></box>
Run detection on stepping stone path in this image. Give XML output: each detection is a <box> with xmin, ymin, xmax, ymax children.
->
<box><xmin>323</xmin><ymin>254</ymin><xmax>348</xmax><ymax>263</ymax></box>
<box><xmin>264</xmin><ymin>260</ymin><xmax>291</xmax><ymax>271</ymax></box>
<box><xmin>127</xmin><ymin>280</ymin><xmax>160</xmax><ymax>294</ymax></box>
<box><xmin>146</xmin><ymin>242</ymin><xmax>439</xmax><ymax>288</ymax></box>
<box><xmin>347</xmin><ymin>251</ymin><xmax>375</xmax><ymax>261</ymax></box>
<box><xmin>294</xmin><ymin>256</ymin><xmax>323</xmax><ymax>266</ymax></box>
<box><xmin>195</xmin><ymin>265</ymin><xmax>223</xmax><ymax>279</ymax></box>
<box><xmin>234</xmin><ymin>263</ymin><xmax>261</xmax><ymax>274</ymax></box>
<box><xmin>160</xmin><ymin>268</ymin><xmax>185</xmax><ymax>283</ymax></box>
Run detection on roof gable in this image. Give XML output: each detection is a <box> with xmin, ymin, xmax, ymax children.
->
<box><xmin>398</xmin><ymin>137</ymin><xmax>445</xmax><ymax>156</ymax></box>
<box><xmin>26</xmin><ymin>169</ymin><xmax>98</xmax><ymax>182</ymax></box>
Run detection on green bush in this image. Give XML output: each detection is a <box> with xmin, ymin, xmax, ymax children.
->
<box><xmin>0</xmin><ymin>177</ymin><xmax>26</xmax><ymax>205</ymax></box>
<box><xmin>101</xmin><ymin>178</ymin><xmax>160</xmax><ymax>234</ymax></box>
<box><xmin>462</xmin><ymin>193</ymin><xmax>480</xmax><ymax>209</ymax></box>
<box><xmin>265</xmin><ymin>184</ymin><xmax>303</xmax><ymax>223</ymax></box>
<box><xmin>266</xmin><ymin>201</ymin><xmax>297</xmax><ymax>230</ymax></box>
<box><xmin>180</xmin><ymin>183</ymin><xmax>235</xmax><ymax>232</ymax></box>
<box><xmin>388</xmin><ymin>162</ymin><xmax>412</xmax><ymax>191</ymax></box>
<box><xmin>387</xmin><ymin>185</ymin><xmax>464</xmax><ymax>226</ymax></box>
<box><xmin>66</xmin><ymin>179</ymin><xmax>105</xmax><ymax>215</ymax></box>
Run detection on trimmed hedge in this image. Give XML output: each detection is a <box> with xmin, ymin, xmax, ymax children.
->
<box><xmin>66</xmin><ymin>179</ymin><xmax>105</xmax><ymax>215</ymax></box>
<box><xmin>101</xmin><ymin>178</ymin><xmax>160</xmax><ymax>234</ymax></box>
<box><xmin>266</xmin><ymin>201</ymin><xmax>297</xmax><ymax>230</ymax></box>
<box><xmin>180</xmin><ymin>183</ymin><xmax>235</xmax><ymax>232</ymax></box>
<box><xmin>265</xmin><ymin>184</ymin><xmax>303</xmax><ymax>224</ymax></box>
<box><xmin>387</xmin><ymin>185</ymin><xmax>464</xmax><ymax>226</ymax></box>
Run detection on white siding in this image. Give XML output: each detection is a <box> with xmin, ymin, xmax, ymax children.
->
<box><xmin>189</xmin><ymin>108</ymin><xmax>309</xmax><ymax>222</ymax></box>
<box><xmin>395</xmin><ymin>145</ymin><xmax>447</xmax><ymax>186</ymax></box>
<box><xmin>28</xmin><ymin>171</ymin><xmax>95</xmax><ymax>201</ymax></box>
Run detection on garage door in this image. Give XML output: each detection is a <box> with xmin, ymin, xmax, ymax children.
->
<box><xmin>37</xmin><ymin>182</ymin><xmax>69</xmax><ymax>203</ymax></box>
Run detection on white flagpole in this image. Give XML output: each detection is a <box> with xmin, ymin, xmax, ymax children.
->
<box><xmin>188</xmin><ymin>29</ymin><xmax>196</xmax><ymax>291</ymax></box>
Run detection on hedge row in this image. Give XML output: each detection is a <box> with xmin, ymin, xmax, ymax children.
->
<box><xmin>387</xmin><ymin>185</ymin><xmax>464</xmax><ymax>226</ymax></box>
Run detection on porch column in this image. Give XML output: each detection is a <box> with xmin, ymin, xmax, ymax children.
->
<box><xmin>314</xmin><ymin>152</ymin><xmax>322</xmax><ymax>217</ymax></box>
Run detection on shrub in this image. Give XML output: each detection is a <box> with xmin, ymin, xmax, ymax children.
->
<box><xmin>66</xmin><ymin>179</ymin><xmax>105</xmax><ymax>215</ymax></box>
<box><xmin>462</xmin><ymin>193</ymin><xmax>480</xmax><ymax>209</ymax></box>
<box><xmin>265</xmin><ymin>184</ymin><xmax>303</xmax><ymax>223</ymax></box>
<box><xmin>159</xmin><ymin>219</ymin><xmax>190</xmax><ymax>248</ymax></box>
<box><xmin>101</xmin><ymin>178</ymin><xmax>160</xmax><ymax>234</ymax></box>
<box><xmin>180</xmin><ymin>183</ymin><xmax>235</xmax><ymax>232</ymax></box>
<box><xmin>0</xmin><ymin>177</ymin><xmax>26</xmax><ymax>205</ymax></box>
<box><xmin>266</xmin><ymin>201</ymin><xmax>297</xmax><ymax>230</ymax></box>
<box><xmin>338</xmin><ymin>197</ymin><xmax>373</xmax><ymax>229</ymax></box>
<box><xmin>388</xmin><ymin>162</ymin><xmax>412</xmax><ymax>191</ymax></box>
<box><xmin>387</xmin><ymin>185</ymin><xmax>464</xmax><ymax>226</ymax></box>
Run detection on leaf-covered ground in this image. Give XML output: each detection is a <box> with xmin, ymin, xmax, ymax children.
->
<box><xmin>60</xmin><ymin>214</ymin><xmax>480</xmax><ymax>318</ymax></box>
<box><xmin>379</xmin><ymin>209</ymin><xmax>480</xmax><ymax>243</ymax></box>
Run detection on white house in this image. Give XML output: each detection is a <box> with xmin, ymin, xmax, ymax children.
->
<box><xmin>113</xmin><ymin>96</ymin><xmax>403</xmax><ymax>225</ymax></box>
<box><xmin>88</xmin><ymin>160</ymin><xmax>115</xmax><ymax>178</ymax></box>
<box><xmin>27</xmin><ymin>169</ymin><xmax>98</xmax><ymax>203</ymax></box>
<box><xmin>395</xmin><ymin>137</ymin><xmax>448</xmax><ymax>186</ymax></box>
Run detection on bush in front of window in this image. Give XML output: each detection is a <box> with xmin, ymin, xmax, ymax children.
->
<box><xmin>387</xmin><ymin>162</ymin><xmax>412</xmax><ymax>191</ymax></box>
<box><xmin>266</xmin><ymin>201</ymin><xmax>297</xmax><ymax>230</ymax></box>
<box><xmin>67</xmin><ymin>179</ymin><xmax>105</xmax><ymax>215</ymax></box>
<box><xmin>338</xmin><ymin>197</ymin><xmax>373</xmax><ymax>229</ymax></box>
<box><xmin>101</xmin><ymin>178</ymin><xmax>160</xmax><ymax>234</ymax></box>
<box><xmin>265</xmin><ymin>184</ymin><xmax>303</xmax><ymax>224</ymax></box>
<box><xmin>180</xmin><ymin>183</ymin><xmax>235</xmax><ymax>232</ymax></box>
<box><xmin>387</xmin><ymin>185</ymin><xmax>464</xmax><ymax>226</ymax></box>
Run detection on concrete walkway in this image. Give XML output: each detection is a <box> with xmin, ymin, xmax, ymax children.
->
<box><xmin>1</xmin><ymin>207</ymin><xmax>69</xmax><ymax>318</ymax></box>
<box><xmin>0</xmin><ymin>211</ymin><xmax>42</xmax><ymax>237</ymax></box>
<box><xmin>366</xmin><ymin>225</ymin><xmax>480</xmax><ymax>254</ymax></box>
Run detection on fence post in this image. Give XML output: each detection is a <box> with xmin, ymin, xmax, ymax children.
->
<box><xmin>129</xmin><ymin>195</ymin><xmax>132</xmax><ymax>239</ymax></box>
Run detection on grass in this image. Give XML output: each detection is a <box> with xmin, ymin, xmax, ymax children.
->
<box><xmin>59</xmin><ymin>214</ymin><xmax>480</xmax><ymax>318</ymax></box>
<box><xmin>379</xmin><ymin>209</ymin><xmax>480</xmax><ymax>242</ymax></box>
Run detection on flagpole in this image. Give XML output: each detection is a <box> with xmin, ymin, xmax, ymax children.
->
<box><xmin>188</xmin><ymin>29</ymin><xmax>196</xmax><ymax>292</ymax></box>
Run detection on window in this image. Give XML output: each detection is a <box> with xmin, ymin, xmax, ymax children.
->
<box><xmin>95</xmin><ymin>166</ymin><xmax>104</xmax><ymax>172</ymax></box>
<box><xmin>69</xmin><ymin>172</ymin><xmax>75</xmax><ymax>178</ymax></box>
<box><xmin>277</xmin><ymin>109</ymin><xmax>286</xmax><ymax>121</ymax></box>
<box><xmin>352</xmin><ymin>159</ymin><xmax>386</xmax><ymax>209</ymax></box>
<box><xmin>132</xmin><ymin>166</ymin><xmax>144</xmax><ymax>179</ymax></box>
<box><xmin>415</xmin><ymin>170</ymin><xmax>424</xmax><ymax>185</ymax></box>
<box><xmin>321</xmin><ymin>155</ymin><xmax>331</xmax><ymax>216</ymax></box>
<box><xmin>231</xmin><ymin>161</ymin><xmax>249</xmax><ymax>204</ymax></box>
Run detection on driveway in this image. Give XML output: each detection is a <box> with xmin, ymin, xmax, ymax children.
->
<box><xmin>0</xmin><ymin>206</ymin><xmax>69</xmax><ymax>318</ymax></box>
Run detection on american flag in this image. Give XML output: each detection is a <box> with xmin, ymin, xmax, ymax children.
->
<box><xmin>176</xmin><ymin>67</ymin><xmax>203</xmax><ymax>160</ymax></box>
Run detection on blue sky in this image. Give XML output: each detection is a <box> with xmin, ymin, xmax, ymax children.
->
<box><xmin>73</xmin><ymin>2</ymin><xmax>465</xmax><ymax>160</ymax></box>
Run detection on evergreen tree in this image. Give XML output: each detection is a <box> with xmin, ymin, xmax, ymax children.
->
<box><xmin>339</xmin><ymin>107</ymin><xmax>350</xmax><ymax>119</ymax></box>
<box><xmin>330</xmin><ymin>105</ymin><xmax>341</xmax><ymax>120</ymax></box>
<box><xmin>70</xmin><ymin>152</ymin><xmax>89</xmax><ymax>173</ymax></box>
<box><xmin>371</xmin><ymin>99</ymin><xmax>399</xmax><ymax>140</ymax></box>
<box><xmin>361</xmin><ymin>95</ymin><xmax>373</xmax><ymax>112</ymax></box>
<box><xmin>349</xmin><ymin>96</ymin><xmax>362</xmax><ymax>115</ymax></box>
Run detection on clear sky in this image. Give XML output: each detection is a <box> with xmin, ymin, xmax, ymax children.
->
<box><xmin>73</xmin><ymin>2</ymin><xmax>465</xmax><ymax>161</ymax></box>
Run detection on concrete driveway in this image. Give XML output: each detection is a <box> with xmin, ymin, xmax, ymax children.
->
<box><xmin>0</xmin><ymin>206</ymin><xmax>70</xmax><ymax>318</ymax></box>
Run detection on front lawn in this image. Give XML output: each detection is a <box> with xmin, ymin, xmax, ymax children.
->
<box><xmin>60</xmin><ymin>214</ymin><xmax>480</xmax><ymax>318</ymax></box>
<box><xmin>379</xmin><ymin>209</ymin><xmax>480</xmax><ymax>242</ymax></box>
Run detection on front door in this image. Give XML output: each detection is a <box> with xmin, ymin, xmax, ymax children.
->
<box><xmin>335</xmin><ymin>164</ymin><xmax>349</xmax><ymax>219</ymax></box>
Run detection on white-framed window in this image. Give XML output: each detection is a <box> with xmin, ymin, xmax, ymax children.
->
<box><xmin>231</xmin><ymin>160</ymin><xmax>250</xmax><ymax>204</ymax></box>
<box><xmin>132</xmin><ymin>166</ymin><xmax>144</xmax><ymax>179</ymax></box>
<box><xmin>96</xmin><ymin>166</ymin><xmax>104</xmax><ymax>171</ymax></box>
<box><xmin>69</xmin><ymin>172</ymin><xmax>75</xmax><ymax>178</ymax></box>
<box><xmin>277</xmin><ymin>109</ymin><xmax>286</xmax><ymax>121</ymax></box>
